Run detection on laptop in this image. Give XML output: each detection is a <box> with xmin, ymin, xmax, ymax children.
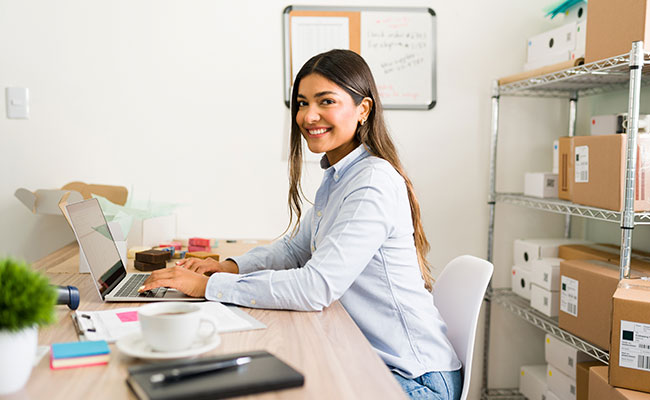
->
<box><xmin>65</xmin><ymin>198</ymin><xmax>202</xmax><ymax>302</ymax></box>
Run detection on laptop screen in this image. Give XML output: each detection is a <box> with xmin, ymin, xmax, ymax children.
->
<box><xmin>66</xmin><ymin>199</ymin><xmax>126</xmax><ymax>299</ymax></box>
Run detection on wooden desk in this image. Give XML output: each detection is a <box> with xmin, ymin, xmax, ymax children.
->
<box><xmin>5</xmin><ymin>242</ymin><xmax>406</xmax><ymax>400</ymax></box>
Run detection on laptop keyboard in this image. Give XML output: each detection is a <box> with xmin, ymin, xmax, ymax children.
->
<box><xmin>114</xmin><ymin>274</ymin><xmax>164</xmax><ymax>298</ymax></box>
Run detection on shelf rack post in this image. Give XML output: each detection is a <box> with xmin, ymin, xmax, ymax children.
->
<box><xmin>620</xmin><ymin>41</ymin><xmax>644</xmax><ymax>280</ymax></box>
<box><xmin>564</xmin><ymin>92</ymin><xmax>578</xmax><ymax>238</ymax></box>
<box><xmin>483</xmin><ymin>80</ymin><xmax>500</xmax><ymax>396</ymax></box>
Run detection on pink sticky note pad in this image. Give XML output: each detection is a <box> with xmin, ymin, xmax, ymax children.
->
<box><xmin>116</xmin><ymin>311</ymin><xmax>139</xmax><ymax>322</ymax></box>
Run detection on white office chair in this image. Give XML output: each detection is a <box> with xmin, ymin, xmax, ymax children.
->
<box><xmin>433</xmin><ymin>255</ymin><xmax>493</xmax><ymax>400</ymax></box>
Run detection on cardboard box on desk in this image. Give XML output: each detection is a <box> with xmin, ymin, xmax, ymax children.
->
<box><xmin>559</xmin><ymin>259</ymin><xmax>650</xmax><ymax>351</ymax></box>
<box><xmin>15</xmin><ymin>181</ymin><xmax>127</xmax><ymax>215</ymax></box>
<box><xmin>572</xmin><ymin>134</ymin><xmax>650</xmax><ymax>212</ymax></box>
<box><xmin>610</xmin><ymin>278</ymin><xmax>650</xmax><ymax>393</ymax></box>
<box><xmin>585</xmin><ymin>0</ymin><xmax>650</xmax><ymax>63</ymax></box>
<box><xmin>559</xmin><ymin>137</ymin><xmax>575</xmax><ymax>201</ymax></box>
<box><xmin>589</xmin><ymin>366</ymin><xmax>650</xmax><ymax>400</ymax></box>
<box><xmin>127</xmin><ymin>214</ymin><xmax>177</xmax><ymax>248</ymax></box>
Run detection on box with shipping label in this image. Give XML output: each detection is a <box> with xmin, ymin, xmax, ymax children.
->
<box><xmin>585</xmin><ymin>0</ymin><xmax>650</xmax><ymax>63</ymax></box>
<box><xmin>548</xmin><ymin>364</ymin><xmax>577</xmax><ymax>400</ymax></box>
<box><xmin>610</xmin><ymin>278</ymin><xmax>650</xmax><ymax>393</ymax></box>
<box><xmin>545</xmin><ymin>334</ymin><xmax>594</xmax><ymax>379</ymax></box>
<box><xmin>520</xmin><ymin>364</ymin><xmax>548</xmax><ymax>400</ymax></box>
<box><xmin>525</xmin><ymin>172</ymin><xmax>559</xmax><ymax>198</ymax></box>
<box><xmin>572</xmin><ymin>134</ymin><xmax>650</xmax><ymax>212</ymax></box>
<box><xmin>512</xmin><ymin>265</ymin><xmax>532</xmax><ymax>300</ymax></box>
<box><xmin>559</xmin><ymin>137</ymin><xmax>575</xmax><ymax>201</ymax></box>
<box><xmin>559</xmin><ymin>243</ymin><xmax>650</xmax><ymax>272</ymax></box>
<box><xmin>514</xmin><ymin>238</ymin><xmax>588</xmax><ymax>266</ymax></box>
<box><xmin>531</xmin><ymin>284</ymin><xmax>559</xmax><ymax>317</ymax></box>
<box><xmin>531</xmin><ymin>258</ymin><xmax>563</xmax><ymax>291</ymax></box>
<box><xmin>559</xmin><ymin>259</ymin><xmax>649</xmax><ymax>351</ymax></box>
<box><xmin>589</xmin><ymin>365</ymin><xmax>650</xmax><ymax>400</ymax></box>
<box><xmin>576</xmin><ymin>361</ymin><xmax>605</xmax><ymax>400</ymax></box>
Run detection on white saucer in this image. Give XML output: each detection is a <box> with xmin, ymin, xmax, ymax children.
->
<box><xmin>116</xmin><ymin>332</ymin><xmax>221</xmax><ymax>360</ymax></box>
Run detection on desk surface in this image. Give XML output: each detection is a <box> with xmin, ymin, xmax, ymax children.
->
<box><xmin>4</xmin><ymin>242</ymin><xmax>406</xmax><ymax>400</ymax></box>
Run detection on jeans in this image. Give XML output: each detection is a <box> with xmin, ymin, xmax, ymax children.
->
<box><xmin>392</xmin><ymin>369</ymin><xmax>463</xmax><ymax>400</ymax></box>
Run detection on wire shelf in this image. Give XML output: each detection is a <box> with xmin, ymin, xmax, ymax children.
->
<box><xmin>482</xmin><ymin>388</ymin><xmax>525</xmax><ymax>400</ymax></box>
<box><xmin>495</xmin><ymin>193</ymin><xmax>650</xmax><ymax>224</ymax></box>
<box><xmin>490</xmin><ymin>288</ymin><xmax>610</xmax><ymax>364</ymax></box>
<box><xmin>498</xmin><ymin>53</ymin><xmax>650</xmax><ymax>98</ymax></box>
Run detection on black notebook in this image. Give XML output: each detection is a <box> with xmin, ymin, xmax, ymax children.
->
<box><xmin>126</xmin><ymin>350</ymin><xmax>304</xmax><ymax>400</ymax></box>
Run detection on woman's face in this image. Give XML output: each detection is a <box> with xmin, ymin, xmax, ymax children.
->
<box><xmin>296</xmin><ymin>73</ymin><xmax>370</xmax><ymax>165</ymax></box>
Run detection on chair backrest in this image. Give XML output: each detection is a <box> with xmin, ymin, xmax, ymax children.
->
<box><xmin>432</xmin><ymin>255</ymin><xmax>493</xmax><ymax>400</ymax></box>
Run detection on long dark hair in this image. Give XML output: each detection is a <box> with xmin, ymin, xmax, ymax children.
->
<box><xmin>287</xmin><ymin>49</ymin><xmax>433</xmax><ymax>290</ymax></box>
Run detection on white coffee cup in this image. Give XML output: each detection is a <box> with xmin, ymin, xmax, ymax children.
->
<box><xmin>138</xmin><ymin>302</ymin><xmax>217</xmax><ymax>352</ymax></box>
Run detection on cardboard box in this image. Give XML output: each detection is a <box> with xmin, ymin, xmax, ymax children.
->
<box><xmin>545</xmin><ymin>334</ymin><xmax>594</xmax><ymax>379</ymax></box>
<box><xmin>559</xmin><ymin>137</ymin><xmax>575</xmax><ymax>201</ymax></box>
<box><xmin>559</xmin><ymin>259</ymin><xmax>649</xmax><ymax>350</ymax></box>
<box><xmin>572</xmin><ymin>134</ymin><xmax>650</xmax><ymax>212</ymax></box>
<box><xmin>532</xmin><ymin>284</ymin><xmax>559</xmax><ymax>317</ymax></box>
<box><xmin>512</xmin><ymin>265</ymin><xmax>532</xmax><ymax>300</ymax></box>
<box><xmin>576</xmin><ymin>361</ymin><xmax>606</xmax><ymax>400</ymax></box>
<box><xmin>589</xmin><ymin>366</ymin><xmax>650</xmax><ymax>400</ymax></box>
<box><xmin>559</xmin><ymin>243</ymin><xmax>650</xmax><ymax>272</ymax></box>
<box><xmin>548</xmin><ymin>390</ymin><xmax>562</xmax><ymax>400</ymax></box>
<box><xmin>527</xmin><ymin>22</ymin><xmax>577</xmax><ymax>66</ymax></box>
<box><xmin>531</xmin><ymin>257</ymin><xmax>563</xmax><ymax>291</ymax></box>
<box><xmin>520</xmin><ymin>364</ymin><xmax>548</xmax><ymax>400</ymax></box>
<box><xmin>514</xmin><ymin>238</ymin><xmax>588</xmax><ymax>266</ymax></box>
<box><xmin>15</xmin><ymin>181</ymin><xmax>127</xmax><ymax>215</ymax></box>
<box><xmin>548</xmin><ymin>364</ymin><xmax>577</xmax><ymax>400</ymax></box>
<box><xmin>610</xmin><ymin>278</ymin><xmax>650</xmax><ymax>393</ymax></box>
<box><xmin>585</xmin><ymin>0</ymin><xmax>650</xmax><ymax>63</ymax></box>
<box><xmin>525</xmin><ymin>172</ymin><xmax>559</xmax><ymax>198</ymax></box>
<box><xmin>571</xmin><ymin>20</ymin><xmax>587</xmax><ymax>61</ymax></box>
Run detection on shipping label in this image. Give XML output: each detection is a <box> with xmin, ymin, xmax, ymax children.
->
<box><xmin>619</xmin><ymin>320</ymin><xmax>650</xmax><ymax>372</ymax></box>
<box><xmin>560</xmin><ymin>276</ymin><xmax>578</xmax><ymax>317</ymax></box>
<box><xmin>575</xmin><ymin>145</ymin><xmax>589</xmax><ymax>183</ymax></box>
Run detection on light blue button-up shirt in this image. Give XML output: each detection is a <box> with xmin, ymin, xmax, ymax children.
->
<box><xmin>205</xmin><ymin>144</ymin><xmax>461</xmax><ymax>378</ymax></box>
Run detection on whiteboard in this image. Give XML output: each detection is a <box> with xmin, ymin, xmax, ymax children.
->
<box><xmin>283</xmin><ymin>6</ymin><xmax>437</xmax><ymax>110</ymax></box>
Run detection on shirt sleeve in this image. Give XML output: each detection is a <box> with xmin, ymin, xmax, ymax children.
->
<box><xmin>228</xmin><ymin>208</ymin><xmax>314</xmax><ymax>274</ymax></box>
<box><xmin>205</xmin><ymin>168</ymin><xmax>398</xmax><ymax>311</ymax></box>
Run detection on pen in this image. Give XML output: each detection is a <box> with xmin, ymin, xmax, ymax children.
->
<box><xmin>149</xmin><ymin>356</ymin><xmax>252</xmax><ymax>384</ymax></box>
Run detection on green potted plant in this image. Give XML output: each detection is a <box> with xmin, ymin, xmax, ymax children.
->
<box><xmin>0</xmin><ymin>257</ymin><xmax>56</xmax><ymax>395</ymax></box>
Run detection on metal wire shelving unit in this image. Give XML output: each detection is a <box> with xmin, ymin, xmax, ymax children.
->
<box><xmin>482</xmin><ymin>43</ymin><xmax>650</xmax><ymax>400</ymax></box>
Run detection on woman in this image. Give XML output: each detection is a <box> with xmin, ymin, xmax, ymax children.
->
<box><xmin>140</xmin><ymin>49</ymin><xmax>462</xmax><ymax>400</ymax></box>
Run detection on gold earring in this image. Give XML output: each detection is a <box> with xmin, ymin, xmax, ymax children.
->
<box><xmin>360</xmin><ymin>118</ymin><xmax>366</xmax><ymax>126</ymax></box>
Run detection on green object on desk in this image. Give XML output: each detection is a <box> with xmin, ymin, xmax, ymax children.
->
<box><xmin>0</xmin><ymin>258</ymin><xmax>56</xmax><ymax>331</ymax></box>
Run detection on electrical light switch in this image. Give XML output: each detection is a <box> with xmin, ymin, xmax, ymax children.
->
<box><xmin>6</xmin><ymin>87</ymin><xmax>29</xmax><ymax>119</ymax></box>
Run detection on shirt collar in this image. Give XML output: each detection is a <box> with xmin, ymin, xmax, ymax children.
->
<box><xmin>319</xmin><ymin>144</ymin><xmax>369</xmax><ymax>182</ymax></box>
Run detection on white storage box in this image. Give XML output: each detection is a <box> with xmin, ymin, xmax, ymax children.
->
<box><xmin>524</xmin><ymin>172</ymin><xmax>558</xmax><ymax>198</ymax></box>
<box><xmin>531</xmin><ymin>257</ymin><xmax>563</xmax><ymax>291</ymax></box>
<box><xmin>545</xmin><ymin>334</ymin><xmax>593</xmax><ymax>380</ymax></box>
<box><xmin>512</xmin><ymin>265</ymin><xmax>532</xmax><ymax>300</ymax></box>
<box><xmin>127</xmin><ymin>214</ymin><xmax>177</xmax><ymax>248</ymax></box>
<box><xmin>590</xmin><ymin>114</ymin><xmax>622</xmax><ymax>136</ymax></box>
<box><xmin>520</xmin><ymin>364</ymin><xmax>548</xmax><ymax>400</ymax></box>
<box><xmin>513</xmin><ymin>238</ymin><xmax>588</xmax><ymax>266</ymax></box>
<box><xmin>526</xmin><ymin>22</ymin><xmax>579</xmax><ymax>70</ymax></box>
<box><xmin>531</xmin><ymin>283</ymin><xmax>559</xmax><ymax>317</ymax></box>
<box><xmin>547</xmin><ymin>364</ymin><xmax>576</xmax><ymax>400</ymax></box>
<box><xmin>545</xmin><ymin>389</ymin><xmax>562</xmax><ymax>400</ymax></box>
<box><xmin>553</xmin><ymin>140</ymin><xmax>559</xmax><ymax>174</ymax></box>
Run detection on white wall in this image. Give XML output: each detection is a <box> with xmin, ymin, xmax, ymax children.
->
<box><xmin>1</xmin><ymin>1</ymin><xmax>579</xmax><ymax>398</ymax></box>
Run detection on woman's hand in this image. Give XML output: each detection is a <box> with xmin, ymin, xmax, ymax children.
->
<box><xmin>176</xmin><ymin>258</ymin><xmax>239</xmax><ymax>276</ymax></box>
<box><xmin>138</xmin><ymin>267</ymin><xmax>210</xmax><ymax>298</ymax></box>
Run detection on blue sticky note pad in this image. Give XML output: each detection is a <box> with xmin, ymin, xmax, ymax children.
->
<box><xmin>51</xmin><ymin>340</ymin><xmax>110</xmax><ymax>359</ymax></box>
